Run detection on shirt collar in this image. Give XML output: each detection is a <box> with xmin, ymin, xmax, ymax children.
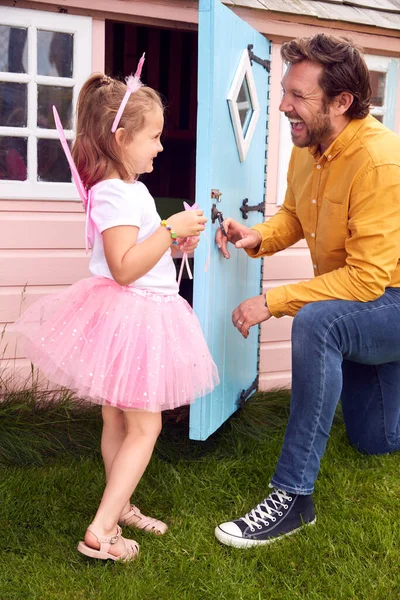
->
<box><xmin>308</xmin><ymin>116</ymin><xmax>369</xmax><ymax>163</ymax></box>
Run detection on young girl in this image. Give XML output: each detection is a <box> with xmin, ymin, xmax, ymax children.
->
<box><xmin>13</xmin><ymin>65</ymin><xmax>219</xmax><ymax>562</ymax></box>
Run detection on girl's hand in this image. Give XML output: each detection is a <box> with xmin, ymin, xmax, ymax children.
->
<box><xmin>177</xmin><ymin>236</ymin><xmax>200</xmax><ymax>253</ymax></box>
<box><xmin>168</xmin><ymin>210</ymin><xmax>207</xmax><ymax>239</ymax></box>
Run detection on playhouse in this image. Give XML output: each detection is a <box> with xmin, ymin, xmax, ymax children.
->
<box><xmin>1</xmin><ymin>0</ymin><xmax>400</xmax><ymax>438</ymax></box>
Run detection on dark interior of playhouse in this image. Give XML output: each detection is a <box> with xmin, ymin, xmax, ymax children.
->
<box><xmin>105</xmin><ymin>21</ymin><xmax>198</xmax><ymax>305</ymax></box>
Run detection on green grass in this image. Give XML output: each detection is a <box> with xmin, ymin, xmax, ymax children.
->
<box><xmin>1</xmin><ymin>387</ymin><xmax>399</xmax><ymax>600</ymax></box>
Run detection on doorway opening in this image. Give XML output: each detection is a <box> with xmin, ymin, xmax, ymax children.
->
<box><xmin>105</xmin><ymin>21</ymin><xmax>198</xmax><ymax>305</ymax></box>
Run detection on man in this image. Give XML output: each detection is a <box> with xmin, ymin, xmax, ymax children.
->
<box><xmin>214</xmin><ymin>33</ymin><xmax>400</xmax><ymax>548</ymax></box>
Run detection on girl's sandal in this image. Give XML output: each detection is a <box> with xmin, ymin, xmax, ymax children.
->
<box><xmin>77</xmin><ymin>524</ymin><xmax>139</xmax><ymax>562</ymax></box>
<box><xmin>119</xmin><ymin>504</ymin><xmax>168</xmax><ymax>535</ymax></box>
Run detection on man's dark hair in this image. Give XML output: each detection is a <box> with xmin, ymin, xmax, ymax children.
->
<box><xmin>281</xmin><ymin>33</ymin><xmax>371</xmax><ymax>119</ymax></box>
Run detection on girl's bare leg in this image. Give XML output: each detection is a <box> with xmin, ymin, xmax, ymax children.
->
<box><xmin>85</xmin><ymin>409</ymin><xmax>162</xmax><ymax>557</ymax></box>
<box><xmin>100</xmin><ymin>406</ymin><xmax>131</xmax><ymax>517</ymax></box>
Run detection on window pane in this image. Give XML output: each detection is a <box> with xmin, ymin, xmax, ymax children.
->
<box><xmin>370</xmin><ymin>71</ymin><xmax>386</xmax><ymax>107</ymax></box>
<box><xmin>37</xmin><ymin>30</ymin><xmax>73</xmax><ymax>78</ymax></box>
<box><xmin>37</xmin><ymin>138</ymin><xmax>71</xmax><ymax>182</ymax></box>
<box><xmin>0</xmin><ymin>137</ymin><xmax>27</xmax><ymax>181</ymax></box>
<box><xmin>37</xmin><ymin>85</ymin><xmax>73</xmax><ymax>129</ymax></box>
<box><xmin>236</xmin><ymin>76</ymin><xmax>253</xmax><ymax>137</ymax></box>
<box><xmin>0</xmin><ymin>82</ymin><xmax>27</xmax><ymax>127</ymax></box>
<box><xmin>0</xmin><ymin>25</ymin><xmax>28</xmax><ymax>73</ymax></box>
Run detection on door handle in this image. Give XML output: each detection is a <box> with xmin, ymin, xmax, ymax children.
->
<box><xmin>211</xmin><ymin>204</ymin><xmax>227</xmax><ymax>236</ymax></box>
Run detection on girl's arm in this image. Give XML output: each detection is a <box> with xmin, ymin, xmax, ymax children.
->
<box><xmin>102</xmin><ymin>210</ymin><xmax>206</xmax><ymax>286</ymax></box>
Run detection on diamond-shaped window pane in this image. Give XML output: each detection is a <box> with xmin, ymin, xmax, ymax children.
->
<box><xmin>227</xmin><ymin>50</ymin><xmax>260</xmax><ymax>162</ymax></box>
<box><xmin>237</xmin><ymin>76</ymin><xmax>253</xmax><ymax>136</ymax></box>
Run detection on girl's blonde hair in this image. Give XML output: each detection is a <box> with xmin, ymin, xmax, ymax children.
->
<box><xmin>72</xmin><ymin>74</ymin><xmax>163</xmax><ymax>189</ymax></box>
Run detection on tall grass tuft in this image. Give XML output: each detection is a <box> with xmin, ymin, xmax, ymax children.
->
<box><xmin>1</xmin><ymin>360</ymin><xmax>298</xmax><ymax>468</ymax></box>
<box><xmin>0</xmin><ymin>368</ymin><xmax>101</xmax><ymax>466</ymax></box>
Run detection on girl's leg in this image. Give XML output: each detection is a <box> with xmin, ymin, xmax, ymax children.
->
<box><xmin>86</xmin><ymin>409</ymin><xmax>162</xmax><ymax>557</ymax></box>
<box><xmin>101</xmin><ymin>406</ymin><xmax>131</xmax><ymax>517</ymax></box>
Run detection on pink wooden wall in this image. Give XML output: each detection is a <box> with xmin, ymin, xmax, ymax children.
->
<box><xmin>2</xmin><ymin>0</ymin><xmax>400</xmax><ymax>392</ymax></box>
<box><xmin>0</xmin><ymin>16</ymin><xmax>105</xmax><ymax>384</ymax></box>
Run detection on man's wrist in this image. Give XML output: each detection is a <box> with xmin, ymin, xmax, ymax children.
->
<box><xmin>252</xmin><ymin>229</ymin><xmax>263</xmax><ymax>252</ymax></box>
<box><xmin>264</xmin><ymin>295</ymin><xmax>271</xmax><ymax>318</ymax></box>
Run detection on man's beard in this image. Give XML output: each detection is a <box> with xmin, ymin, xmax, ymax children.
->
<box><xmin>287</xmin><ymin>101</ymin><xmax>334</xmax><ymax>148</ymax></box>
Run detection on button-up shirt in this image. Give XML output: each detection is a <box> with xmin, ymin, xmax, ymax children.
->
<box><xmin>248</xmin><ymin>115</ymin><xmax>400</xmax><ymax>318</ymax></box>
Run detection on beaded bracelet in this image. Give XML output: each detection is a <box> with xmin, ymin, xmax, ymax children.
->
<box><xmin>160</xmin><ymin>219</ymin><xmax>178</xmax><ymax>245</ymax></box>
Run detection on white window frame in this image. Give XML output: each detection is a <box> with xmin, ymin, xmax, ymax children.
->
<box><xmin>276</xmin><ymin>54</ymin><xmax>399</xmax><ymax>206</ymax></box>
<box><xmin>0</xmin><ymin>6</ymin><xmax>92</xmax><ymax>200</ymax></box>
<box><xmin>227</xmin><ymin>50</ymin><xmax>260</xmax><ymax>162</ymax></box>
<box><xmin>365</xmin><ymin>54</ymin><xmax>391</xmax><ymax>124</ymax></box>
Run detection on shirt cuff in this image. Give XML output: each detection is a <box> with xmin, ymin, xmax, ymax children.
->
<box><xmin>244</xmin><ymin>224</ymin><xmax>268</xmax><ymax>258</ymax></box>
<box><xmin>265</xmin><ymin>287</ymin><xmax>288</xmax><ymax>318</ymax></box>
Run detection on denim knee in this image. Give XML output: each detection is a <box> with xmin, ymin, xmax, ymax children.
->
<box><xmin>292</xmin><ymin>302</ymin><xmax>327</xmax><ymax>345</ymax></box>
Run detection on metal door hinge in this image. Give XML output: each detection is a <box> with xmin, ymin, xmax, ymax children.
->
<box><xmin>240</xmin><ymin>198</ymin><xmax>265</xmax><ymax>219</ymax></box>
<box><xmin>247</xmin><ymin>45</ymin><xmax>270</xmax><ymax>73</ymax></box>
<box><xmin>238</xmin><ymin>376</ymin><xmax>259</xmax><ymax>409</ymax></box>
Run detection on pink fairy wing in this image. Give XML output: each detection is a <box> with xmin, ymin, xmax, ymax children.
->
<box><xmin>52</xmin><ymin>106</ymin><xmax>87</xmax><ymax>208</ymax></box>
<box><xmin>53</xmin><ymin>105</ymin><xmax>93</xmax><ymax>253</ymax></box>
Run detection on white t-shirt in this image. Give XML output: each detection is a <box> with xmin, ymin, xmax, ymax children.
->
<box><xmin>89</xmin><ymin>179</ymin><xmax>178</xmax><ymax>295</ymax></box>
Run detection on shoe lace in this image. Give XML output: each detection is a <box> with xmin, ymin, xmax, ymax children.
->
<box><xmin>241</xmin><ymin>489</ymin><xmax>292</xmax><ymax>531</ymax></box>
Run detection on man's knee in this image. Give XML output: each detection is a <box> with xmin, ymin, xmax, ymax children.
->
<box><xmin>347</xmin><ymin>427</ymin><xmax>395</xmax><ymax>455</ymax></box>
<box><xmin>292</xmin><ymin>301</ymin><xmax>331</xmax><ymax>342</ymax></box>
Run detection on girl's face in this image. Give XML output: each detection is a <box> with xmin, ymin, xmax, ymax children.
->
<box><xmin>125</xmin><ymin>105</ymin><xmax>164</xmax><ymax>175</ymax></box>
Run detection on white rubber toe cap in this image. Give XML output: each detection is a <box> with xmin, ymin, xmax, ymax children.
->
<box><xmin>216</xmin><ymin>521</ymin><xmax>243</xmax><ymax>537</ymax></box>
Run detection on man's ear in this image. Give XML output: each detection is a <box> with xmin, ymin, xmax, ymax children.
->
<box><xmin>334</xmin><ymin>92</ymin><xmax>354</xmax><ymax>115</ymax></box>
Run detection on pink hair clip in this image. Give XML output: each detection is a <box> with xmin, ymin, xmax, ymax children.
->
<box><xmin>111</xmin><ymin>53</ymin><xmax>145</xmax><ymax>133</ymax></box>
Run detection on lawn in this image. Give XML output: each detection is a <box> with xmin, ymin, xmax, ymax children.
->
<box><xmin>0</xmin><ymin>387</ymin><xmax>399</xmax><ymax>600</ymax></box>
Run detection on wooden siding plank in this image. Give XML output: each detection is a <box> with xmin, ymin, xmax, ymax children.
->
<box><xmin>0</xmin><ymin>200</ymin><xmax>83</xmax><ymax>213</ymax></box>
<box><xmin>260</xmin><ymin>315</ymin><xmax>292</xmax><ymax>342</ymax></box>
<box><xmin>0</xmin><ymin>214</ymin><xmax>85</xmax><ymax>249</ymax></box>
<box><xmin>0</xmin><ymin>252</ymin><xmax>90</xmax><ymax>286</ymax></box>
<box><xmin>0</xmin><ymin>286</ymin><xmax>68</xmax><ymax>322</ymax></box>
<box><xmin>261</xmin><ymin>251</ymin><xmax>314</xmax><ymax>279</ymax></box>
<box><xmin>259</xmin><ymin>370</ymin><xmax>292</xmax><ymax>390</ymax></box>
<box><xmin>1</xmin><ymin>328</ymin><xmax>24</xmax><ymax>360</ymax></box>
<box><xmin>259</xmin><ymin>342</ymin><xmax>291</xmax><ymax>372</ymax></box>
<box><xmin>0</xmin><ymin>358</ymin><xmax>54</xmax><ymax>389</ymax></box>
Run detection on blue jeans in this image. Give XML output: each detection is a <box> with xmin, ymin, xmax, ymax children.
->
<box><xmin>271</xmin><ymin>289</ymin><xmax>400</xmax><ymax>495</ymax></box>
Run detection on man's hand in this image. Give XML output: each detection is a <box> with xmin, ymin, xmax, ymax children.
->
<box><xmin>216</xmin><ymin>218</ymin><xmax>262</xmax><ymax>259</ymax></box>
<box><xmin>232</xmin><ymin>294</ymin><xmax>272</xmax><ymax>338</ymax></box>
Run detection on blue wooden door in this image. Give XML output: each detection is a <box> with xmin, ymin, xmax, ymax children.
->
<box><xmin>189</xmin><ymin>0</ymin><xmax>270</xmax><ymax>440</ymax></box>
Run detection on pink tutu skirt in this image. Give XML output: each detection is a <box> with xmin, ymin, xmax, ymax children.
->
<box><xmin>13</xmin><ymin>277</ymin><xmax>219</xmax><ymax>411</ymax></box>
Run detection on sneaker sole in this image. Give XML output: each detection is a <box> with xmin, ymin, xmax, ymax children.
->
<box><xmin>214</xmin><ymin>517</ymin><xmax>316</xmax><ymax>549</ymax></box>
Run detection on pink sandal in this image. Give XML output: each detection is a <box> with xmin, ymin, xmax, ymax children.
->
<box><xmin>77</xmin><ymin>524</ymin><xmax>139</xmax><ymax>562</ymax></box>
<box><xmin>119</xmin><ymin>504</ymin><xmax>168</xmax><ymax>535</ymax></box>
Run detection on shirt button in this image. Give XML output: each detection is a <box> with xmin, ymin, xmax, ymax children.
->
<box><xmin>313</xmin><ymin>264</ymin><xmax>317</xmax><ymax>269</ymax></box>
<box><xmin>312</xmin><ymin>199</ymin><xmax>316</xmax><ymax>204</ymax></box>
<box><xmin>316</xmin><ymin>165</ymin><xmax>321</xmax><ymax>169</ymax></box>
<box><xmin>328</xmin><ymin>154</ymin><xmax>332</xmax><ymax>159</ymax></box>
<box><xmin>311</xmin><ymin>232</ymin><xmax>315</xmax><ymax>238</ymax></box>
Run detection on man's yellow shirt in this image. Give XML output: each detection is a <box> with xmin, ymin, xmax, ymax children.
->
<box><xmin>248</xmin><ymin>114</ymin><xmax>400</xmax><ymax>318</ymax></box>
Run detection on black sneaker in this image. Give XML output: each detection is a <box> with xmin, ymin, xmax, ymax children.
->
<box><xmin>215</xmin><ymin>488</ymin><xmax>316</xmax><ymax>548</ymax></box>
